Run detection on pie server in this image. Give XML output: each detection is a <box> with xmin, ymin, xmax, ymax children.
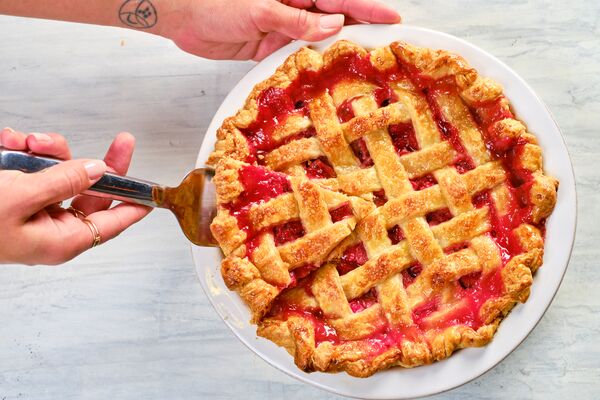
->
<box><xmin>0</xmin><ymin>147</ymin><xmax>218</xmax><ymax>247</ymax></box>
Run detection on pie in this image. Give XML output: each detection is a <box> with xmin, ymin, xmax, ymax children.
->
<box><xmin>208</xmin><ymin>40</ymin><xmax>558</xmax><ymax>377</ymax></box>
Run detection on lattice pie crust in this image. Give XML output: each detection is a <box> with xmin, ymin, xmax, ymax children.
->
<box><xmin>208</xmin><ymin>40</ymin><xmax>558</xmax><ymax>377</ymax></box>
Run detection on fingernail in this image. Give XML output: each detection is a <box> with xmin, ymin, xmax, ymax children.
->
<box><xmin>3</xmin><ymin>127</ymin><xmax>14</xmax><ymax>133</ymax></box>
<box><xmin>30</xmin><ymin>132</ymin><xmax>54</xmax><ymax>144</ymax></box>
<box><xmin>84</xmin><ymin>160</ymin><xmax>106</xmax><ymax>180</ymax></box>
<box><xmin>320</xmin><ymin>14</ymin><xmax>344</xmax><ymax>30</ymax></box>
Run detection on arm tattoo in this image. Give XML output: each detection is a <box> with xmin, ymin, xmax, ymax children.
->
<box><xmin>119</xmin><ymin>0</ymin><xmax>157</xmax><ymax>29</ymax></box>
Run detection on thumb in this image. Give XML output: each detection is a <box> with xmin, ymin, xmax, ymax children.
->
<box><xmin>253</xmin><ymin>1</ymin><xmax>344</xmax><ymax>41</ymax></box>
<box><xmin>20</xmin><ymin>159</ymin><xmax>106</xmax><ymax>212</ymax></box>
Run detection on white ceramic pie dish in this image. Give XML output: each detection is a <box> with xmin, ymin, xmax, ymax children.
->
<box><xmin>191</xmin><ymin>25</ymin><xmax>577</xmax><ymax>399</ymax></box>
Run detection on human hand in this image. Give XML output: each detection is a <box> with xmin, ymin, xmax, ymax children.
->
<box><xmin>161</xmin><ymin>0</ymin><xmax>401</xmax><ymax>60</ymax></box>
<box><xmin>0</xmin><ymin>128</ymin><xmax>152</xmax><ymax>265</ymax></box>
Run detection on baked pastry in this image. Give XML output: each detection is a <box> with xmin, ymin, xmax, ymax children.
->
<box><xmin>211</xmin><ymin>158</ymin><xmax>374</xmax><ymax>322</ymax></box>
<box><xmin>209</xmin><ymin>40</ymin><xmax>558</xmax><ymax>377</ymax></box>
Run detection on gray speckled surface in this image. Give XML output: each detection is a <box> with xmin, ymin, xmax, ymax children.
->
<box><xmin>0</xmin><ymin>1</ymin><xmax>597</xmax><ymax>398</ymax></box>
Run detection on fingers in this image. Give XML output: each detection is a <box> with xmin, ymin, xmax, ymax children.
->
<box><xmin>87</xmin><ymin>203</ymin><xmax>152</xmax><ymax>244</ymax></box>
<box><xmin>28</xmin><ymin>203</ymin><xmax>151</xmax><ymax>265</ymax></box>
<box><xmin>1</xmin><ymin>128</ymin><xmax>72</xmax><ymax>159</ymax></box>
<box><xmin>284</xmin><ymin>0</ymin><xmax>401</xmax><ymax>23</ymax></box>
<box><xmin>1</xmin><ymin>127</ymin><xmax>27</xmax><ymax>150</ymax></box>
<box><xmin>60</xmin><ymin>203</ymin><xmax>152</xmax><ymax>262</ymax></box>
<box><xmin>253</xmin><ymin>32</ymin><xmax>294</xmax><ymax>61</ymax></box>
<box><xmin>253</xmin><ymin>1</ymin><xmax>344</xmax><ymax>42</ymax></box>
<box><xmin>320</xmin><ymin>0</ymin><xmax>401</xmax><ymax>23</ymax></box>
<box><xmin>17</xmin><ymin>158</ymin><xmax>106</xmax><ymax>214</ymax></box>
<box><xmin>102</xmin><ymin>132</ymin><xmax>135</xmax><ymax>175</ymax></box>
<box><xmin>26</xmin><ymin>133</ymin><xmax>72</xmax><ymax>159</ymax></box>
<box><xmin>71</xmin><ymin>132</ymin><xmax>136</xmax><ymax>215</ymax></box>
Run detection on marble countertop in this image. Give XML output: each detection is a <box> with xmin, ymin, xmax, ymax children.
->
<box><xmin>0</xmin><ymin>1</ymin><xmax>598</xmax><ymax>398</ymax></box>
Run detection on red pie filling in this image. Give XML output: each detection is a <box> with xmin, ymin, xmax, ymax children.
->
<box><xmin>374</xmin><ymin>86</ymin><xmax>398</xmax><ymax>108</ymax></box>
<box><xmin>387</xmin><ymin>225</ymin><xmax>405</xmax><ymax>244</ymax></box>
<box><xmin>410</xmin><ymin>174</ymin><xmax>437</xmax><ymax>191</ymax></box>
<box><xmin>242</xmin><ymin>51</ymin><xmax>402</xmax><ymax>165</ymax></box>
<box><xmin>303</xmin><ymin>156</ymin><xmax>336</xmax><ymax>179</ymax></box>
<box><xmin>411</xmin><ymin>297</ymin><xmax>440</xmax><ymax>326</ymax></box>
<box><xmin>472</xmin><ymin>190</ymin><xmax>528</xmax><ymax>263</ymax></box>
<box><xmin>388</xmin><ymin>122</ymin><xmax>419</xmax><ymax>156</ymax></box>
<box><xmin>444</xmin><ymin>242</ymin><xmax>470</xmax><ymax>255</ymax></box>
<box><xmin>426</xmin><ymin>208</ymin><xmax>453</xmax><ymax>226</ymax></box>
<box><xmin>250</xmin><ymin>51</ymin><xmax>546</xmax><ymax>357</ymax></box>
<box><xmin>424</xmin><ymin>84</ymin><xmax>477</xmax><ymax>173</ymax></box>
<box><xmin>273</xmin><ymin>220</ymin><xmax>305</xmax><ymax>246</ymax></box>
<box><xmin>337</xmin><ymin>98</ymin><xmax>356</xmax><ymax>123</ymax></box>
<box><xmin>289</xmin><ymin>264</ymin><xmax>320</xmax><ymax>288</ymax></box>
<box><xmin>349</xmin><ymin>288</ymin><xmax>378</xmax><ymax>313</ymax></box>
<box><xmin>276</xmin><ymin>307</ymin><xmax>341</xmax><ymax>344</ymax></box>
<box><xmin>225</xmin><ymin>165</ymin><xmax>292</xmax><ymax>236</ymax></box>
<box><xmin>474</xmin><ymin>97</ymin><xmax>515</xmax><ymax>150</ymax></box>
<box><xmin>239</xmin><ymin>87</ymin><xmax>299</xmax><ymax>163</ymax></box>
<box><xmin>336</xmin><ymin>242</ymin><xmax>368</xmax><ymax>275</ymax></box>
<box><xmin>237</xmin><ymin>165</ymin><xmax>291</xmax><ymax>203</ymax></box>
<box><xmin>429</xmin><ymin>269</ymin><xmax>505</xmax><ymax>330</ymax></box>
<box><xmin>329</xmin><ymin>202</ymin><xmax>354</xmax><ymax>223</ymax></box>
<box><xmin>401</xmin><ymin>263</ymin><xmax>423</xmax><ymax>287</ymax></box>
<box><xmin>350</xmin><ymin>137</ymin><xmax>374</xmax><ymax>167</ymax></box>
<box><xmin>372</xmin><ymin>189</ymin><xmax>388</xmax><ymax>207</ymax></box>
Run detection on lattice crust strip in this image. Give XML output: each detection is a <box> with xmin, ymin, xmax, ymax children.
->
<box><xmin>258</xmin><ymin>163</ymin><xmax>546</xmax><ymax>375</ymax></box>
<box><xmin>211</xmin><ymin>158</ymin><xmax>374</xmax><ymax>322</ymax></box>
<box><xmin>208</xmin><ymin>40</ymin><xmax>558</xmax><ymax>377</ymax></box>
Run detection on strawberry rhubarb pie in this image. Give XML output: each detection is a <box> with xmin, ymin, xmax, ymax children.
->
<box><xmin>207</xmin><ymin>40</ymin><xmax>558</xmax><ymax>377</ymax></box>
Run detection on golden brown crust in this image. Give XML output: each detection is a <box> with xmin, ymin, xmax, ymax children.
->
<box><xmin>210</xmin><ymin>40</ymin><xmax>558</xmax><ymax>376</ymax></box>
<box><xmin>211</xmin><ymin>157</ymin><xmax>371</xmax><ymax>322</ymax></box>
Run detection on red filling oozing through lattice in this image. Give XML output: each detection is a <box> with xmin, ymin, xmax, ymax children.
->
<box><xmin>424</xmin><ymin>84</ymin><xmax>477</xmax><ymax>174</ymax></box>
<box><xmin>277</xmin><ymin>307</ymin><xmax>341</xmax><ymax>345</ymax></box>
<box><xmin>349</xmin><ymin>288</ymin><xmax>378</xmax><ymax>313</ymax></box>
<box><xmin>426</xmin><ymin>208</ymin><xmax>453</xmax><ymax>226</ymax></box>
<box><xmin>289</xmin><ymin>264</ymin><xmax>320</xmax><ymax>288</ymax></box>
<box><xmin>329</xmin><ymin>202</ymin><xmax>354</xmax><ymax>223</ymax></box>
<box><xmin>273</xmin><ymin>220</ymin><xmax>305</xmax><ymax>246</ymax></box>
<box><xmin>303</xmin><ymin>156</ymin><xmax>336</xmax><ymax>179</ymax></box>
<box><xmin>419</xmin><ymin>268</ymin><xmax>505</xmax><ymax>330</ymax></box>
<box><xmin>444</xmin><ymin>242</ymin><xmax>470</xmax><ymax>255</ymax></box>
<box><xmin>387</xmin><ymin>224</ymin><xmax>405</xmax><ymax>244</ymax></box>
<box><xmin>337</xmin><ymin>242</ymin><xmax>368</xmax><ymax>275</ymax></box>
<box><xmin>388</xmin><ymin>122</ymin><xmax>419</xmax><ymax>156</ymax></box>
<box><xmin>225</xmin><ymin>165</ymin><xmax>292</xmax><ymax>235</ymax></box>
<box><xmin>411</xmin><ymin>269</ymin><xmax>502</xmax><ymax>330</ymax></box>
<box><xmin>238</xmin><ymin>165</ymin><xmax>291</xmax><ymax>203</ymax></box>
<box><xmin>472</xmin><ymin>190</ymin><xmax>528</xmax><ymax>264</ymax></box>
<box><xmin>402</xmin><ymin>263</ymin><xmax>423</xmax><ymax>287</ymax></box>
<box><xmin>473</xmin><ymin>97</ymin><xmax>515</xmax><ymax>152</ymax></box>
<box><xmin>239</xmin><ymin>87</ymin><xmax>300</xmax><ymax>163</ymax></box>
<box><xmin>372</xmin><ymin>189</ymin><xmax>388</xmax><ymax>207</ymax></box>
<box><xmin>242</xmin><ymin>52</ymin><xmax>403</xmax><ymax>164</ymax></box>
<box><xmin>374</xmin><ymin>86</ymin><xmax>399</xmax><ymax>108</ymax></box>
<box><xmin>337</xmin><ymin>98</ymin><xmax>356</xmax><ymax>123</ymax></box>
<box><xmin>410</xmin><ymin>174</ymin><xmax>437</xmax><ymax>191</ymax></box>
<box><xmin>350</xmin><ymin>137</ymin><xmax>374</xmax><ymax>167</ymax></box>
<box><xmin>252</xmin><ymin>50</ymin><xmax>546</xmax><ymax>359</ymax></box>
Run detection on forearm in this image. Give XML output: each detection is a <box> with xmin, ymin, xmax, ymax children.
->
<box><xmin>0</xmin><ymin>0</ymin><xmax>184</xmax><ymax>36</ymax></box>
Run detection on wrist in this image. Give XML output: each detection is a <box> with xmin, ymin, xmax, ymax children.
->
<box><xmin>117</xmin><ymin>0</ymin><xmax>189</xmax><ymax>39</ymax></box>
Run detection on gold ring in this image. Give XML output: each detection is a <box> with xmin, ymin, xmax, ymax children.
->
<box><xmin>83</xmin><ymin>218</ymin><xmax>102</xmax><ymax>248</ymax></box>
<box><xmin>67</xmin><ymin>206</ymin><xmax>87</xmax><ymax>220</ymax></box>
